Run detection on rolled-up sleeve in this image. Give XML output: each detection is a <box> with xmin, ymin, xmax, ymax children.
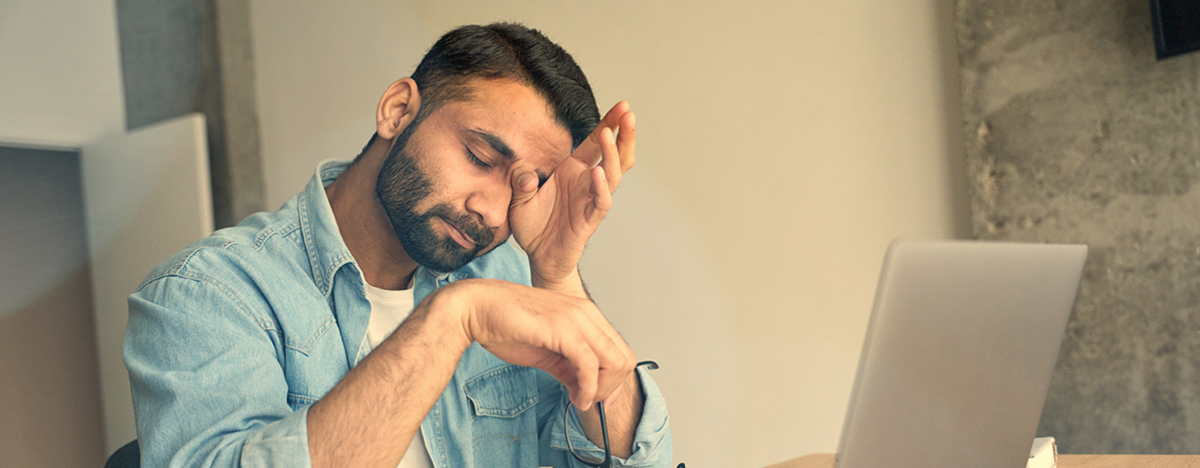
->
<box><xmin>542</xmin><ymin>366</ymin><xmax>673</xmax><ymax>468</ymax></box>
<box><xmin>126</xmin><ymin>270</ymin><xmax>313</xmax><ymax>468</ymax></box>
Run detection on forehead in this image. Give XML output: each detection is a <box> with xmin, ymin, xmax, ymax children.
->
<box><xmin>432</xmin><ymin>79</ymin><xmax>573</xmax><ymax>171</ymax></box>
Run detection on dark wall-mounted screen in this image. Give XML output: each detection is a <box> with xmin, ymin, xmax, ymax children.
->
<box><xmin>1151</xmin><ymin>0</ymin><xmax>1200</xmax><ymax>59</ymax></box>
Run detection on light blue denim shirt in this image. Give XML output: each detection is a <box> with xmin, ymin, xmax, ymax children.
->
<box><xmin>125</xmin><ymin>160</ymin><xmax>671</xmax><ymax>467</ymax></box>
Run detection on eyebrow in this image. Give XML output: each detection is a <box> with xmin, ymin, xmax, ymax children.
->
<box><xmin>469</xmin><ymin>129</ymin><xmax>514</xmax><ymax>161</ymax></box>
<box><xmin>467</xmin><ymin>128</ymin><xmax>550</xmax><ymax>185</ymax></box>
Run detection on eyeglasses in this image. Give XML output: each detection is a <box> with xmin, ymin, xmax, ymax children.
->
<box><xmin>564</xmin><ymin>361</ymin><xmax>661</xmax><ymax>468</ymax></box>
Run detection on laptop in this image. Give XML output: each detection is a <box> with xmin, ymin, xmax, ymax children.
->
<box><xmin>835</xmin><ymin>239</ymin><xmax>1087</xmax><ymax>468</ymax></box>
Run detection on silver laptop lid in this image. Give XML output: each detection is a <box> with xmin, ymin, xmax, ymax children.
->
<box><xmin>835</xmin><ymin>239</ymin><xmax>1087</xmax><ymax>468</ymax></box>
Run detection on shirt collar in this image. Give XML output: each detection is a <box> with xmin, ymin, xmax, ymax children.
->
<box><xmin>298</xmin><ymin>159</ymin><xmax>459</xmax><ymax>302</ymax></box>
<box><xmin>298</xmin><ymin>159</ymin><xmax>358</xmax><ymax>296</ymax></box>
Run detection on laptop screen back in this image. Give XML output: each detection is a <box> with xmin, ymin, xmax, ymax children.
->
<box><xmin>835</xmin><ymin>240</ymin><xmax>1087</xmax><ymax>468</ymax></box>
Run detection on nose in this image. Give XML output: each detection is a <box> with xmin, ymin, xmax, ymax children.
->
<box><xmin>464</xmin><ymin>180</ymin><xmax>511</xmax><ymax>230</ymax></box>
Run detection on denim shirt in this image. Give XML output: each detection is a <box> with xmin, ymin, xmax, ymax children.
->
<box><xmin>125</xmin><ymin>160</ymin><xmax>671</xmax><ymax>468</ymax></box>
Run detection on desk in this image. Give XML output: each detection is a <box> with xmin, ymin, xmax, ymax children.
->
<box><xmin>766</xmin><ymin>454</ymin><xmax>1200</xmax><ymax>468</ymax></box>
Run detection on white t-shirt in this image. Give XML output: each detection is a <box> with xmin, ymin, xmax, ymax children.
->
<box><xmin>363</xmin><ymin>281</ymin><xmax>435</xmax><ymax>468</ymax></box>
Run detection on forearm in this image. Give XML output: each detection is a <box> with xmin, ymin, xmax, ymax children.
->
<box><xmin>533</xmin><ymin>268</ymin><xmax>644</xmax><ymax>455</ymax></box>
<box><xmin>577</xmin><ymin>370</ymin><xmax>644</xmax><ymax>458</ymax></box>
<box><xmin>307</xmin><ymin>288</ymin><xmax>471</xmax><ymax>468</ymax></box>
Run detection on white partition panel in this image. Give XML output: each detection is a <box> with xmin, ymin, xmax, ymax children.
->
<box><xmin>82</xmin><ymin>113</ymin><xmax>214</xmax><ymax>453</ymax></box>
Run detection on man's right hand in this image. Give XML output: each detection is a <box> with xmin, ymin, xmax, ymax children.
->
<box><xmin>507</xmin><ymin>102</ymin><xmax>636</xmax><ymax>297</ymax></box>
<box><xmin>433</xmin><ymin>278</ymin><xmax>637</xmax><ymax>411</ymax></box>
<box><xmin>310</xmin><ymin>278</ymin><xmax>639</xmax><ymax>468</ymax></box>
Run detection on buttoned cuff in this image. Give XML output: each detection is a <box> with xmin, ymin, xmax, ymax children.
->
<box><xmin>550</xmin><ymin>366</ymin><xmax>671</xmax><ymax>467</ymax></box>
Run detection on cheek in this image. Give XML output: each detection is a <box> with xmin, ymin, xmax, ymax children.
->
<box><xmin>409</xmin><ymin>163</ymin><xmax>457</xmax><ymax>209</ymax></box>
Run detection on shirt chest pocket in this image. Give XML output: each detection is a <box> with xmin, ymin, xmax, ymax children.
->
<box><xmin>463</xmin><ymin>365</ymin><xmax>542</xmax><ymax>463</ymax></box>
<box><xmin>464</xmin><ymin>365</ymin><xmax>540</xmax><ymax>418</ymax></box>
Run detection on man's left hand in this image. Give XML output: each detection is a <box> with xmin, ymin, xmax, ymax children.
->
<box><xmin>508</xmin><ymin>101</ymin><xmax>636</xmax><ymax>294</ymax></box>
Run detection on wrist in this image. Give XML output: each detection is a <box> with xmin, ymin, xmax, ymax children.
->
<box><xmin>612</xmin><ymin>367</ymin><xmax>644</xmax><ymax>408</ymax></box>
<box><xmin>421</xmin><ymin>281</ymin><xmax>478</xmax><ymax>352</ymax></box>
<box><xmin>531</xmin><ymin>268</ymin><xmax>587</xmax><ymax>298</ymax></box>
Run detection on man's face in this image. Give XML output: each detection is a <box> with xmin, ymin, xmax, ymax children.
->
<box><xmin>376</xmin><ymin>79</ymin><xmax>573</xmax><ymax>273</ymax></box>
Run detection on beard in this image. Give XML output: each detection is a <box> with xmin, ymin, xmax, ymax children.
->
<box><xmin>375</xmin><ymin>122</ymin><xmax>497</xmax><ymax>274</ymax></box>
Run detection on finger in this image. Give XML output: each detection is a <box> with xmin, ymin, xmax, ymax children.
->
<box><xmin>567</xmin><ymin>338</ymin><xmax>600</xmax><ymax>411</ymax></box>
<box><xmin>572</xmin><ymin>301</ymin><xmax>637</xmax><ymax>405</ymax></box>
<box><xmin>579</xmin><ymin>302</ymin><xmax>636</xmax><ymax>376</ymax></box>
<box><xmin>616</xmin><ymin>111</ymin><xmax>636</xmax><ymax>174</ymax></box>
<box><xmin>540</xmin><ymin>357</ymin><xmax>580</xmax><ymax>393</ymax></box>
<box><xmin>565</xmin><ymin>300</ymin><xmax>635</xmax><ymax>402</ymax></box>
<box><xmin>599</xmin><ymin>101</ymin><xmax>629</xmax><ymax>133</ymax></box>
<box><xmin>569</xmin><ymin>102</ymin><xmax>628</xmax><ymax>167</ymax></box>
<box><xmin>538</xmin><ymin>359</ymin><xmax>585</xmax><ymax>410</ymax></box>
<box><xmin>508</xmin><ymin>167</ymin><xmax>539</xmax><ymax>209</ymax></box>
<box><xmin>584</xmin><ymin>167</ymin><xmax>613</xmax><ymax>224</ymax></box>
<box><xmin>597</xmin><ymin>126</ymin><xmax>623</xmax><ymax>193</ymax></box>
<box><xmin>570</xmin><ymin>132</ymin><xmax>603</xmax><ymax>167</ymax></box>
<box><xmin>588</xmin><ymin>328</ymin><xmax>635</xmax><ymax>405</ymax></box>
<box><xmin>556</xmin><ymin>298</ymin><xmax>634</xmax><ymax>407</ymax></box>
<box><xmin>541</xmin><ymin>321</ymin><xmax>618</xmax><ymax>411</ymax></box>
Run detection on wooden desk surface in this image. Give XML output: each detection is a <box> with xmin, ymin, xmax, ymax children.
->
<box><xmin>765</xmin><ymin>453</ymin><xmax>1200</xmax><ymax>468</ymax></box>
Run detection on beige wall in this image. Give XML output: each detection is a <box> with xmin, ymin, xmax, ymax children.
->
<box><xmin>251</xmin><ymin>1</ymin><xmax>969</xmax><ymax>466</ymax></box>
<box><xmin>0</xmin><ymin>0</ymin><xmax>126</xmax><ymax>464</ymax></box>
<box><xmin>0</xmin><ymin>149</ymin><xmax>106</xmax><ymax>467</ymax></box>
<box><xmin>0</xmin><ymin>0</ymin><xmax>125</xmax><ymax>146</ymax></box>
<box><xmin>2</xmin><ymin>1</ymin><xmax>217</xmax><ymax>458</ymax></box>
<box><xmin>250</xmin><ymin>0</ymin><xmax>427</xmax><ymax>208</ymax></box>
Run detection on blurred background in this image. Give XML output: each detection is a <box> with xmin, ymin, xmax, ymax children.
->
<box><xmin>6</xmin><ymin>0</ymin><xmax>1196</xmax><ymax>467</ymax></box>
<box><xmin>250</xmin><ymin>3</ymin><xmax>967</xmax><ymax>466</ymax></box>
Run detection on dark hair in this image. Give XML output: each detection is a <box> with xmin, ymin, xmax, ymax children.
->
<box><xmin>413</xmin><ymin>23</ymin><xmax>599</xmax><ymax>148</ymax></box>
<box><xmin>361</xmin><ymin>23</ymin><xmax>600</xmax><ymax>156</ymax></box>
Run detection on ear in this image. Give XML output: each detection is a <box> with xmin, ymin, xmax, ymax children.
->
<box><xmin>376</xmin><ymin>78</ymin><xmax>422</xmax><ymax>140</ymax></box>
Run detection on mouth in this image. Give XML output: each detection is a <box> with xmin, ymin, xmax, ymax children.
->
<box><xmin>439</xmin><ymin>217</ymin><xmax>477</xmax><ymax>249</ymax></box>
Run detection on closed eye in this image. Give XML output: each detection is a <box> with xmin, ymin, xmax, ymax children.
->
<box><xmin>466</xmin><ymin>148</ymin><xmax>491</xmax><ymax>169</ymax></box>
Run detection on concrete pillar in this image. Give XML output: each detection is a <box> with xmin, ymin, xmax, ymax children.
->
<box><xmin>957</xmin><ymin>0</ymin><xmax>1200</xmax><ymax>453</ymax></box>
<box><xmin>116</xmin><ymin>0</ymin><xmax>263</xmax><ymax>228</ymax></box>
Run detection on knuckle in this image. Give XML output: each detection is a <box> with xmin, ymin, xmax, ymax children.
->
<box><xmin>579</xmin><ymin>345</ymin><xmax>599</xmax><ymax>367</ymax></box>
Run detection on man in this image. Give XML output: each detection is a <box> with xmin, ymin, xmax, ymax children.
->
<box><xmin>125</xmin><ymin>23</ymin><xmax>671</xmax><ymax>467</ymax></box>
